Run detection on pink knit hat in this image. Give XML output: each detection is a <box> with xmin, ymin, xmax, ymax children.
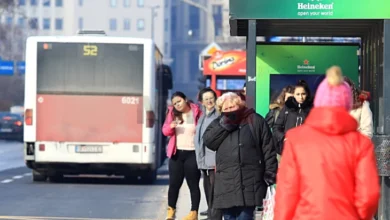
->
<box><xmin>314</xmin><ymin>66</ymin><xmax>353</xmax><ymax>111</ymax></box>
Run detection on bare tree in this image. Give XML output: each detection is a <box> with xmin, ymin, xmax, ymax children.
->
<box><xmin>0</xmin><ymin>0</ymin><xmax>26</xmax><ymax>111</ymax></box>
<box><xmin>0</xmin><ymin>0</ymin><xmax>28</xmax><ymax>61</ymax></box>
<box><xmin>0</xmin><ymin>0</ymin><xmax>15</xmax><ymax>48</ymax></box>
<box><xmin>0</xmin><ymin>0</ymin><xmax>14</xmax><ymax>13</ymax></box>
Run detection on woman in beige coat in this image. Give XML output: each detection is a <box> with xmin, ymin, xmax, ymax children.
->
<box><xmin>344</xmin><ymin>77</ymin><xmax>373</xmax><ymax>139</ymax></box>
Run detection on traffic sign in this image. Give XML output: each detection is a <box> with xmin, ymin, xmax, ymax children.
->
<box><xmin>17</xmin><ymin>61</ymin><xmax>25</xmax><ymax>75</ymax></box>
<box><xmin>199</xmin><ymin>42</ymin><xmax>222</xmax><ymax>70</ymax></box>
<box><xmin>200</xmin><ymin>42</ymin><xmax>222</xmax><ymax>56</ymax></box>
<box><xmin>0</xmin><ymin>60</ymin><xmax>14</xmax><ymax>75</ymax></box>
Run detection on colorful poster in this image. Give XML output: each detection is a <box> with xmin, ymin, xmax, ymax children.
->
<box><xmin>203</xmin><ymin>50</ymin><xmax>246</xmax><ymax>76</ymax></box>
<box><xmin>230</xmin><ymin>0</ymin><xmax>390</xmax><ymax>19</ymax></box>
<box><xmin>255</xmin><ymin>44</ymin><xmax>359</xmax><ymax>116</ymax></box>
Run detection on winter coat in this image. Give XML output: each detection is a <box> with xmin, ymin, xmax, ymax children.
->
<box><xmin>274</xmin><ymin>107</ymin><xmax>380</xmax><ymax>220</ymax></box>
<box><xmin>203</xmin><ymin>107</ymin><xmax>278</xmax><ymax>209</ymax></box>
<box><xmin>273</xmin><ymin>97</ymin><xmax>312</xmax><ymax>154</ymax></box>
<box><xmin>194</xmin><ymin>107</ymin><xmax>220</xmax><ymax>170</ymax></box>
<box><xmin>350</xmin><ymin>101</ymin><xmax>373</xmax><ymax>139</ymax></box>
<box><xmin>162</xmin><ymin>103</ymin><xmax>202</xmax><ymax>158</ymax></box>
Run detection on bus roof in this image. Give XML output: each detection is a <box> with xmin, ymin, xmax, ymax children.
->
<box><xmin>26</xmin><ymin>35</ymin><xmax>154</xmax><ymax>46</ymax></box>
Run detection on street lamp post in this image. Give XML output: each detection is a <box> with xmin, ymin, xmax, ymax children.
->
<box><xmin>146</xmin><ymin>5</ymin><xmax>160</xmax><ymax>42</ymax></box>
<box><xmin>180</xmin><ymin>0</ymin><xmax>215</xmax><ymax>43</ymax></box>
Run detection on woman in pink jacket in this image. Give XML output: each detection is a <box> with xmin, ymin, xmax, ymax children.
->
<box><xmin>162</xmin><ymin>91</ymin><xmax>202</xmax><ymax>220</ymax></box>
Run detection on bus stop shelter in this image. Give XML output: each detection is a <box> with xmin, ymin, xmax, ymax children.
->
<box><xmin>228</xmin><ymin>0</ymin><xmax>390</xmax><ymax>219</ymax></box>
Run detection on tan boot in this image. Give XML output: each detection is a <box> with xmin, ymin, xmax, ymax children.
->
<box><xmin>166</xmin><ymin>206</ymin><xmax>176</xmax><ymax>220</ymax></box>
<box><xmin>182</xmin><ymin>210</ymin><xmax>198</xmax><ymax>220</ymax></box>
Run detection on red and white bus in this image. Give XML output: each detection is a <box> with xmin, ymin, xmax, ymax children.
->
<box><xmin>23</xmin><ymin>31</ymin><xmax>172</xmax><ymax>183</ymax></box>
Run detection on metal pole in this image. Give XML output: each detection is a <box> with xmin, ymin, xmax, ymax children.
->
<box><xmin>373</xmin><ymin>19</ymin><xmax>390</xmax><ymax>220</ymax></box>
<box><xmin>11</xmin><ymin>0</ymin><xmax>16</xmax><ymax>61</ymax></box>
<box><xmin>207</xmin><ymin>8</ymin><xmax>216</xmax><ymax>43</ymax></box>
<box><xmin>146</xmin><ymin>5</ymin><xmax>159</xmax><ymax>42</ymax></box>
<box><xmin>151</xmin><ymin>7</ymin><xmax>154</xmax><ymax>41</ymax></box>
<box><xmin>180</xmin><ymin>0</ymin><xmax>215</xmax><ymax>42</ymax></box>
<box><xmin>246</xmin><ymin>20</ymin><xmax>257</xmax><ymax>110</ymax></box>
<box><xmin>383</xmin><ymin>20</ymin><xmax>390</xmax><ymax>134</ymax></box>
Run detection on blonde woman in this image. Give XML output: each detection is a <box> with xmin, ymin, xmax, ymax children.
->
<box><xmin>265</xmin><ymin>85</ymin><xmax>295</xmax><ymax>129</ymax></box>
<box><xmin>344</xmin><ymin>77</ymin><xmax>374</xmax><ymax>139</ymax></box>
<box><xmin>202</xmin><ymin>92</ymin><xmax>277</xmax><ymax>219</ymax></box>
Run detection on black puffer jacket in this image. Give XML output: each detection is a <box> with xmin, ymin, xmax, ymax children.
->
<box><xmin>203</xmin><ymin>107</ymin><xmax>278</xmax><ymax>209</ymax></box>
<box><xmin>273</xmin><ymin>96</ymin><xmax>312</xmax><ymax>154</ymax></box>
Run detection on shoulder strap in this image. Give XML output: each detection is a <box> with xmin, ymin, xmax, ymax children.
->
<box><xmin>248</xmin><ymin>119</ymin><xmax>259</xmax><ymax>144</ymax></box>
<box><xmin>248</xmin><ymin>114</ymin><xmax>262</xmax><ymax>157</ymax></box>
<box><xmin>248</xmin><ymin>114</ymin><xmax>259</xmax><ymax>143</ymax></box>
<box><xmin>274</xmin><ymin>109</ymin><xmax>280</xmax><ymax>123</ymax></box>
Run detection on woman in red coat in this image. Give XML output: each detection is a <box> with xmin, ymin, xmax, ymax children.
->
<box><xmin>274</xmin><ymin>66</ymin><xmax>380</xmax><ymax>220</ymax></box>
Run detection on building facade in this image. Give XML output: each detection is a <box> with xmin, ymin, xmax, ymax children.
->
<box><xmin>0</xmin><ymin>0</ymin><xmax>169</xmax><ymax>58</ymax></box>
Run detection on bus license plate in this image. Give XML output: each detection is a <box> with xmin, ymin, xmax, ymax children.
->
<box><xmin>75</xmin><ymin>145</ymin><xmax>103</xmax><ymax>153</ymax></box>
<box><xmin>0</xmin><ymin>128</ymin><xmax>12</xmax><ymax>132</ymax></box>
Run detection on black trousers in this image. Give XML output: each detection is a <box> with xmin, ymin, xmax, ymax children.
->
<box><xmin>168</xmin><ymin>150</ymin><xmax>201</xmax><ymax>211</ymax></box>
<box><xmin>202</xmin><ymin>169</ymin><xmax>223</xmax><ymax>220</ymax></box>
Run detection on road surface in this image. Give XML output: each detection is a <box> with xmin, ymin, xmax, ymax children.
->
<box><xmin>0</xmin><ymin>140</ymin><xmax>24</xmax><ymax>171</ymax></box>
<box><xmin>0</xmin><ymin>140</ymin><xmax>169</xmax><ymax>220</ymax></box>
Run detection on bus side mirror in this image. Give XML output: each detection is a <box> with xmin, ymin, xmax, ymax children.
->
<box><xmin>162</xmin><ymin>65</ymin><xmax>173</xmax><ymax>90</ymax></box>
<box><xmin>163</xmin><ymin>74</ymin><xmax>172</xmax><ymax>90</ymax></box>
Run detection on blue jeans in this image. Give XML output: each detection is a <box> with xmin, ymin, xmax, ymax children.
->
<box><xmin>222</xmin><ymin>206</ymin><xmax>255</xmax><ymax>220</ymax></box>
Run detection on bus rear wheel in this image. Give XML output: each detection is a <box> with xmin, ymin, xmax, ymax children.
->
<box><xmin>140</xmin><ymin>169</ymin><xmax>157</xmax><ymax>184</ymax></box>
<box><xmin>48</xmin><ymin>173</ymin><xmax>64</xmax><ymax>183</ymax></box>
<box><xmin>124</xmin><ymin>169</ymin><xmax>157</xmax><ymax>184</ymax></box>
<box><xmin>32</xmin><ymin>170</ymin><xmax>47</xmax><ymax>182</ymax></box>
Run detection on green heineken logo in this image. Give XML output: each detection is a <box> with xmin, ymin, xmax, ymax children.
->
<box><xmin>297</xmin><ymin>0</ymin><xmax>334</xmax><ymax>17</ymax></box>
<box><xmin>298</xmin><ymin>0</ymin><xmax>334</xmax><ymax>10</ymax></box>
<box><xmin>297</xmin><ymin>59</ymin><xmax>316</xmax><ymax>72</ymax></box>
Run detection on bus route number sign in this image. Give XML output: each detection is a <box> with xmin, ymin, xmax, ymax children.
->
<box><xmin>122</xmin><ymin>97</ymin><xmax>140</xmax><ymax>105</ymax></box>
<box><xmin>83</xmin><ymin>45</ymin><xmax>98</xmax><ymax>56</ymax></box>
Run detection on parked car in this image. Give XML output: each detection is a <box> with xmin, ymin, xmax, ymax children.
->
<box><xmin>0</xmin><ymin>112</ymin><xmax>23</xmax><ymax>141</ymax></box>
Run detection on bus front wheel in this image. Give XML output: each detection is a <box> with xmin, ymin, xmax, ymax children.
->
<box><xmin>32</xmin><ymin>170</ymin><xmax>47</xmax><ymax>182</ymax></box>
<box><xmin>48</xmin><ymin>173</ymin><xmax>64</xmax><ymax>183</ymax></box>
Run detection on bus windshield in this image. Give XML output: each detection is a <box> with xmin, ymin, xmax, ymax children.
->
<box><xmin>37</xmin><ymin>42</ymin><xmax>144</xmax><ymax>96</ymax></box>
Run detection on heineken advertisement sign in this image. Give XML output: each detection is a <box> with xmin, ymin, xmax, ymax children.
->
<box><xmin>230</xmin><ymin>0</ymin><xmax>390</xmax><ymax>19</ymax></box>
<box><xmin>255</xmin><ymin>44</ymin><xmax>359</xmax><ymax>116</ymax></box>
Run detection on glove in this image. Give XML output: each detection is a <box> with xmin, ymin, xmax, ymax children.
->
<box><xmin>219</xmin><ymin>115</ymin><xmax>239</xmax><ymax>132</ymax></box>
<box><xmin>264</xmin><ymin>171</ymin><xmax>276</xmax><ymax>186</ymax></box>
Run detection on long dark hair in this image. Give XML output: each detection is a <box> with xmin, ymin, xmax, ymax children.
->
<box><xmin>171</xmin><ymin>91</ymin><xmax>189</xmax><ymax>122</ymax></box>
<box><xmin>296</xmin><ymin>80</ymin><xmax>313</xmax><ymax>105</ymax></box>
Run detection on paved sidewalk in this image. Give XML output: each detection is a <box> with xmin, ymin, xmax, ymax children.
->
<box><xmin>175</xmin><ymin>178</ymin><xmax>208</xmax><ymax>219</ymax></box>
<box><xmin>171</xmin><ymin>178</ymin><xmax>263</xmax><ymax>220</ymax></box>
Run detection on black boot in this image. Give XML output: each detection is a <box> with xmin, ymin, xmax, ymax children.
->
<box><xmin>209</xmin><ymin>208</ymin><xmax>223</xmax><ymax>220</ymax></box>
<box><xmin>200</xmin><ymin>210</ymin><xmax>208</xmax><ymax>216</ymax></box>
